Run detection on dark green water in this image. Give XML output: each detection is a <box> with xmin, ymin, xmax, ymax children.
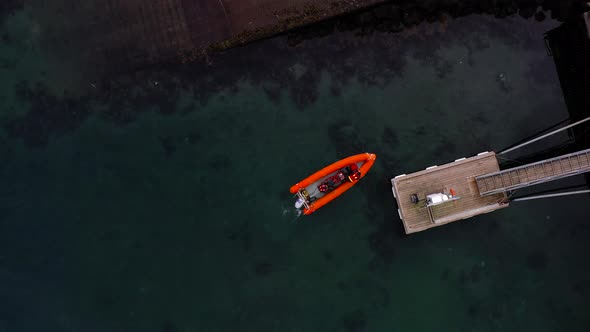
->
<box><xmin>1</xmin><ymin>7</ymin><xmax>590</xmax><ymax>332</ymax></box>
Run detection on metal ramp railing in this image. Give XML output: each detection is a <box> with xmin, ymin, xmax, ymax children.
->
<box><xmin>476</xmin><ymin>148</ymin><xmax>590</xmax><ymax>196</ymax></box>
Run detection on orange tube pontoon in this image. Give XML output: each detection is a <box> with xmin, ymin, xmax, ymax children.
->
<box><xmin>290</xmin><ymin>153</ymin><xmax>377</xmax><ymax>215</ymax></box>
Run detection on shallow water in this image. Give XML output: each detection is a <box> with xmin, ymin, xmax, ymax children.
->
<box><xmin>1</xmin><ymin>9</ymin><xmax>590</xmax><ymax>332</ymax></box>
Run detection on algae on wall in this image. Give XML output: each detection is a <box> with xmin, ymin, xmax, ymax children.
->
<box><xmin>16</xmin><ymin>0</ymin><xmax>590</xmax><ymax>76</ymax></box>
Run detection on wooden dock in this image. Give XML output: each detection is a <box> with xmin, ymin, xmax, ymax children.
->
<box><xmin>391</xmin><ymin>152</ymin><xmax>509</xmax><ymax>234</ymax></box>
<box><xmin>390</xmin><ymin>117</ymin><xmax>590</xmax><ymax>234</ymax></box>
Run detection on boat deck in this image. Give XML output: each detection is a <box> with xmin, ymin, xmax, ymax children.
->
<box><xmin>303</xmin><ymin>161</ymin><xmax>363</xmax><ymax>200</ymax></box>
<box><xmin>391</xmin><ymin>152</ymin><xmax>508</xmax><ymax>234</ymax></box>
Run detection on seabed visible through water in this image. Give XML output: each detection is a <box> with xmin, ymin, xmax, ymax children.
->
<box><xmin>1</xmin><ymin>7</ymin><xmax>590</xmax><ymax>332</ymax></box>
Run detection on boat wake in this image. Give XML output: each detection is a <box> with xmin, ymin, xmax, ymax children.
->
<box><xmin>281</xmin><ymin>197</ymin><xmax>302</xmax><ymax>223</ymax></box>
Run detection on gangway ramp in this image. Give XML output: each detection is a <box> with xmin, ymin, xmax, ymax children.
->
<box><xmin>476</xmin><ymin>148</ymin><xmax>590</xmax><ymax>196</ymax></box>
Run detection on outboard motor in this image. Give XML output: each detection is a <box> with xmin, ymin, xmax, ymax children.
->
<box><xmin>295</xmin><ymin>197</ymin><xmax>305</xmax><ymax>209</ymax></box>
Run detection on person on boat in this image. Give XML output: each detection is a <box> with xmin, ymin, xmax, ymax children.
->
<box><xmin>318</xmin><ymin>183</ymin><xmax>329</xmax><ymax>193</ymax></box>
<box><xmin>345</xmin><ymin>163</ymin><xmax>361</xmax><ymax>182</ymax></box>
<box><xmin>348</xmin><ymin>170</ymin><xmax>361</xmax><ymax>182</ymax></box>
<box><xmin>318</xmin><ymin>171</ymin><xmax>346</xmax><ymax>193</ymax></box>
<box><xmin>318</xmin><ymin>164</ymin><xmax>362</xmax><ymax>193</ymax></box>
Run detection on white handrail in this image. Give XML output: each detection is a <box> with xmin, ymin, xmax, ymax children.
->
<box><xmin>499</xmin><ymin>116</ymin><xmax>590</xmax><ymax>155</ymax></box>
<box><xmin>512</xmin><ymin>190</ymin><xmax>590</xmax><ymax>202</ymax></box>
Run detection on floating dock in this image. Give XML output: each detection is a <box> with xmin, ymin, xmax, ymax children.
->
<box><xmin>391</xmin><ymin>146</ymin><xmax>590</xmax><ymax>234</ymax></box>
<box><xmin>391</xmin><ymin>152</ymin><xmax>508</xmax><ymax>234</ymax></box>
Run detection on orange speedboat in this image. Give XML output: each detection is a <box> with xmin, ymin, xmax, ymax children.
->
<box><xmin>290</xmin><ymin>153</ymin><xmax>377</xmax><ymax>215</ymax></box>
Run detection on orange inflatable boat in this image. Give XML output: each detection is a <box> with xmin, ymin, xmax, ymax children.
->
<box><xmin>290</xmin><ymin>153</ymin><xmax>377</xmax><ymax>215</ymax></box>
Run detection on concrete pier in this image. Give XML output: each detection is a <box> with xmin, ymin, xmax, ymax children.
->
<box><xmin>15</xmin><ymin>0</ymin><xmax>588</xmax><ymax>72</ymax></box>
<box><xmin>31</xmin><ymin>0</ymin><xmax>383</xmax><ymax>69</ymax></box>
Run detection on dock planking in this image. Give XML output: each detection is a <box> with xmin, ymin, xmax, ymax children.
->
<box><xmin>391</xmin><ymin>152</ymin><xmax>508</xmax><ymax>234</ymax></box>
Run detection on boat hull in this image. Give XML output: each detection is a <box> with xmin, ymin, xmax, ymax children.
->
<box><xmin>290</xmin><ymin>153</ymin><xmax>377</xmax><ymax>215</ymax></box>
